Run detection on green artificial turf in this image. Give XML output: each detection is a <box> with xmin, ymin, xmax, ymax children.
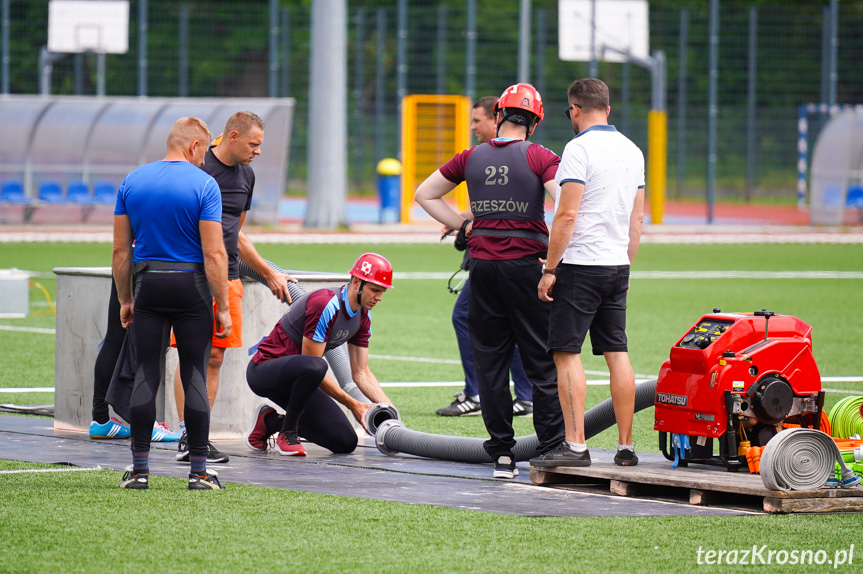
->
<box><xmin>1</xmin><ymin>461</ymin><xmax>861</xmax><ymax>574</ymax></box>
<box><xmin>2</xmin><ymin>241</ymin><xmax>863</xmax><ymax>573</ymax></box>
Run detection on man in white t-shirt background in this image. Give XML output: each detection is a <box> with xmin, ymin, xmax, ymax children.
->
<box><xmin>531</xmin><ymin>77</ymin><xmax>645</xmax><ymax>469</ymax></box>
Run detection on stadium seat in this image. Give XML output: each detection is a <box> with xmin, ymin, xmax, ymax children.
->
<box><xmin>845</xmin><ymin>186</ymin><xmax>863</xmax><ymax>209</ymax></box>
<box><xmin>38</xmin><ymin>180</ymin><xmax>65</xmax><ymax>203</ymax></box>
<box><xmin>0</xmin><ymin>180</ymin><xmax>31</xmax><ymax>204</ymax></box>
<box><xmin>67</xmin><ymin>181</ymin><xmax>94</xmax><ymax>204</ymax></box>
<box><xmin>93</xmin><ymin>181</ymin><xmax>117</xmax><ymax>204</ymax></box>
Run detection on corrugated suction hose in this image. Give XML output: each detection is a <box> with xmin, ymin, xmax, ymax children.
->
<box><xmin>376</xmin><ymin>379</ymin><xmax>658</xmax><ymax>463</ymax></box>
<box><xmin>238</xmin><ymin>260</ymin><xmax>370</xmax><ymax>403</ymax></box>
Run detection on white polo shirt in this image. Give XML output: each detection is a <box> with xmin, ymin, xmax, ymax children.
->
<box><xmin>554</xmin><ymin>125</ymin><xmax>645</xmax><ymax>266</ymax></box>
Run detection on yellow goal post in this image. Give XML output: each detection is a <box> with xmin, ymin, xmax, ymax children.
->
<box><xmin>400</xmin><ymin>95</ymin><xmax>472</xmax><ymax>223</ymax></box>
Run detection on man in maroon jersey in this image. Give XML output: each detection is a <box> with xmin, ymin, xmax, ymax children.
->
<box><xmin>414</xmin><ymin>83</ymin><xmax>565</xmax><ymax>479</ymax></box>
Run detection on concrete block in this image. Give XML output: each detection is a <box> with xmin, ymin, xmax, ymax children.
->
<box><xmin>53</xmin><ymin>267</ymin><xmax>349</xmax><ymax>438</ymax></box>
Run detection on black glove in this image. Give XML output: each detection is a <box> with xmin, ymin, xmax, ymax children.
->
<box><xmin>454</xmin><ymin>219</ymin><xmax>471</xmax><ymax>252</ymax></box>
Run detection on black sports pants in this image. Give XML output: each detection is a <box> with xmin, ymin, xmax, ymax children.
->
<box><xmin>129</xmin><ymin>270</ymin><xmax>213</xmax><ymax>458</ymax></box>
<box><xmin>247</xmin><ymin>356</ymin><xmax>359</xmax><ymax>454</ymax></box>
<box><xmin>468</xmin><ymin>257</ymin><xmax>565</xmax><ymax>459</ymax></box>
<box><xmin>92</xmin><ymin>278</ymin><xmax>125</xmax><ymax>423</ymax></box>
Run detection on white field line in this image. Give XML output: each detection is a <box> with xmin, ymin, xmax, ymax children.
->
<box><xmin>3</xmin><ymin>230</ymin><xmax>863</xmax><ymax>244</ymax></box>
<box><xmin>0</xmin><ymin>377</ymin><xmax>858</xmax><ymax>393</ymax></box>
<box><xmin>6</xmin><ymin>270</ymin><xmax>863</xmax><ymax>283</ymax></box>
<box><xmin>0</xmin><ymin>466</ymin><xmax>103</xmax><ymax>475</ymax></box>
<box><xmin>0</xmin><ymin>325</ymin><xmax>55</xmax><ymax>334</ymax></box>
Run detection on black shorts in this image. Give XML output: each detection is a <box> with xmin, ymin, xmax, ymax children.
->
<box><xmin>547</xmin><ymin>263</ymin><xmax>630</xmax><ymax>355</ymax></box>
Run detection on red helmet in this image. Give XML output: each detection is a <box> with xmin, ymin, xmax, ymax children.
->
<box><xmin>349</xmin><ymin>253</ymin><xmax>394</xmax><ymax>289</ymax></box>
<box><xmin>493</xmin><ymin>83</ymin><xmax>544</xmax><ymax>125</ymax></box>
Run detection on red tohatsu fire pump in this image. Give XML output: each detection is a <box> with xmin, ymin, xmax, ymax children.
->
<box><xmin>654</xmin><ymin>309</ymin><xmax>825</xmax><ymax>471</ymax></box>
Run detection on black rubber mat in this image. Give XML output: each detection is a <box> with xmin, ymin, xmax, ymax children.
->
<box><xmin>0</xmin><ymin>415</ymin><xmax>748</xmax><ymax>517</ymax></box>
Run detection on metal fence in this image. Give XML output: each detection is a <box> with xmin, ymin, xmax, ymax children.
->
<box><xmin>2</xmin><ymin>0</ymin><xmax>862</xmax><ymax>203</ymax></box>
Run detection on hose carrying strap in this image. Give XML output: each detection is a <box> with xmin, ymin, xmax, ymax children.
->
<box><xmin>760</xmin><ymin>428</ymin><xmax>862</xmax><ymax>491</ymax></box>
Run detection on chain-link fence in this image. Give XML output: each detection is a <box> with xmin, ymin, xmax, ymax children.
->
<box><xmin>3</xmin><ymin>0</ymin><xmax>862</xmax><ymax>203</ymax></box>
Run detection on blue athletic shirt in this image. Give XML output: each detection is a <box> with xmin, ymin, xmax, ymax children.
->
<box><xmin>115</xmin><ymin>160</ymin><xmax>222</xmax><ymax>264</ymax></box>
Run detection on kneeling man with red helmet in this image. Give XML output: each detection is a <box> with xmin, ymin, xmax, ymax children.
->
<box><xmin>244</xmin><ymin>253</ymin><xmax>395</xmax><ymax>456</ymax></box>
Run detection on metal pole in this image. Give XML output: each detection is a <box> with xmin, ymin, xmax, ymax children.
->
<box><xmin>306</xmin><ymin>0</ymin><xmax>348</xmax><ymax>228</ymax></box>
<box><xmin>820</xmin><ymin>7</ymin><xmax>830</xmax><ymax>104</ymax></box>
<box><xmin>676</xmin><ymin>9</ymin><xmax>688</xmax><ymax>199</ymax></box>
<box><xmin>465</xmin><ymin>0</ymin><xmax>476</xmax><ymax>101</ymax></box>
<box><xmin>353</xmin><ymin>8</ymin><xmax>365</xmax><ymax>191</ymax></box>
<box><xmin>588</xmin><ymin>0</ymin><xmax>597</xmax><ymax>77</ymax></box>
<box><xmin>74</xmin><ymin>54</ymin><xmax>83</xmax><ymax>95</ymax></box>
<box><xmin>375</xmin><ymin>8</ymin><xmax>385</xmax><ymax>162</ymax></box>
<box><xmin>621</xmin><ymin>61</ymin><xmax>630</xmax><ymax>134</ymax></box>
<box><xmin>746</xmin><ymin>7</ymin><xmax>757</xmax><ymax>202</ymax></box>
<box><xmin>518</xmin><ymin>0</ymin><xmax>530</xmax><ymax>83</ymax></box>
<box><xmin>138</xmin><ymin>0</ymin><xmax>147</xmax><ymax>96</ymax></box>
<box><xmin>97</xmin><ymin>52</ymin><xmax>105</xmax><ymax>96</ymax></box>
<box><xmin>397</xmin><ymin>0</ymin><xmax>407</xmax><ymax>156</ymax></box>
<box><xmin>534</xmin><ymin>8</ymin><xmax>546</xmax><ymax>98</ymax></box>
<box><xmin>707</xmin><ymin>0</ymin><xmax>719</xmax><ymax>224</ymax></box>
<box><xmin>828</xmin><ymin>0</ymin><xmax>838</xmax><ymax>107</ymax></box>
<box><xmin>1</xmin><ymin>0</ymin><xmax>8</xmax><ymax>94</ymax></box>
<box><xmin>179</xmin><ymin>3</ymin><xmax>189</xmax><ymax>97</ymax></box>
<box><xmin>281</xmin><ymin>8</ymin><xmax>291</xmax><ymax>98</ymax></box>
<box><xmin>269</xmin><ymin>0</ymin><xmax>279</xmax><ymax>98</ymax></box>
<box><xmin>436</xmin><ymin>5</ymin><xmax>446</xmax><ymax>94</ymax></box>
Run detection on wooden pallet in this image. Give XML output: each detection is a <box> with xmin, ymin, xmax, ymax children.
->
<box><xmin>529</xmin><ymin>460</ymin><xmax>863</xmax><ymax>514</ymax></box>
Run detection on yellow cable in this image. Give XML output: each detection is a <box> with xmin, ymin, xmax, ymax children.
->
<box><xmin>29</xmin><ymin>280</ymin><xmax>56</xmax><ymax>315</ymax></box>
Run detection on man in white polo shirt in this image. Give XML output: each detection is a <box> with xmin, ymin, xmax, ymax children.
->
<box><xmin>531</xmin><ymin>78</ymin><xmax>645</xmax><ymax>468</ymax></box>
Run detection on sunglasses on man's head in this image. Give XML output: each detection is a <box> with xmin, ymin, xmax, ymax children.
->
<box><xmin>564</xmin><ymin>103</ymin><xmax>582</xmax><ymax>119</ymax></box>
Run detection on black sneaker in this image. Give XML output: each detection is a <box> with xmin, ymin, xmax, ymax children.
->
<box><xmin>119</xmin><ymin>467</ymin><xmax>149</xmax><ymax>489</ymax></box>
<box><xmin>206</xmin><ymin>442</ymin><xmax>230</xmax><ymax>463</ymax></box>
<box><xmin>530</xmin><ymin>442</ymin><xmax>591</xmax><ymax>468</ymax></box>
<box><xmin>435</xmin><ymin>392</ymin><xmax>481</xmax><ymax>416</ymax></box>
<box><xmin>492</xmin><ymin>455</ymin><xmax>519</xmax><ymax>479</ymax></box>
<box><xmin>614</xmin><ymin>448</ymin><xmax>639</xmax><ymax>466</ymax></box>
<box><xmin>176</xmin><ymin>432</ymin><xmax>229</xmax><ymax>463</ymax></box>
<box><xmin>188</xmin><ymin>470</ymin><xmax>225</xmax><ymax>490</ymax></box>
<box><xmin>512</xmin><ymin>398</ymin><xmax>533</xmax><ymax>417</ymax></box>
<box><xmin>175</xmin><ymin>431</ymin><xmax>189</xmax><ymax>461</ymax></box>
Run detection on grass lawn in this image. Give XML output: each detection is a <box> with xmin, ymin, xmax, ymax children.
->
<box><xmin>1</xmin><ymin>241</ymin><xmax>862</xmax><ymax>573</ymax></box>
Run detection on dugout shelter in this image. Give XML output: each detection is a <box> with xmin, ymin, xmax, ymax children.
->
<box><xmin>0</xmin><ymin>95</ymin><xmax>294</xmax><ymax>225</ymax></box>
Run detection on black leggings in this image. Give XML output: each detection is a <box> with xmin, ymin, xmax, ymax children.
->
<box><xmin>129</xmin><ymin>271</ymin><xmax>213</xmax><ymax>456</ymax></box>
<box><xmin>92</xmin><ymin>278</ymin><xmax>125</xmax><ymax>423</ymax></box>
<box><xmin>247</xmin><ymin>356</ymin><xmax>359</xmax><ymax>454</ymax></box>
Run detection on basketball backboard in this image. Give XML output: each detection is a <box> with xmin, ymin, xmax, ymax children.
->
<box><xmin>47</xmin><ymin>0</ymin><xmax>130</xmax><ymax>54</ymax></box>
<box><xmin>558</xmin><ymin>0</ymin><xmax>649</xmax><ymax>63</ymax></box>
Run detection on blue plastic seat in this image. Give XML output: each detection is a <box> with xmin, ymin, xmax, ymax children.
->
<box><xmin>846</xmin><ymin>186</ymin><xmax>863</xmax><ymax>209</ymax></box>
<box><xmin>67</xmin><ymin>181</ymin><xmax>94</xmax><ymax>204</ymax></box>
<box><xmin>38</xmin><ymin>180</ymin><xmax>65</xmax><ymax>203</ymax></box>
<box><xmin>1</xmin><ymin>180</ymin><xmax>31</xmax><ymax>204</ymax></box>
<box><xmin>93</xmin><ymin>181</ymin><xmax>117</xmax><ymax>204</ymax></box>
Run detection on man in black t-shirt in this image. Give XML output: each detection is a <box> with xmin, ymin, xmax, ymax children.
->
<box><xmin>173</xmin><ymin>111</ymin><xmax>296</xmax><ymax>463</ymax></box>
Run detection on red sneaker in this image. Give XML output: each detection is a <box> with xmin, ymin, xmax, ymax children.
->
<box><xmin>276</xmin><ymin>430</ymin><xmax>306</xmax><ymax>456</ymax></box>
<box><xmin>246</xmin><ymin>403</ymin><xmax>277</xmax><ymax>451</ymax></box>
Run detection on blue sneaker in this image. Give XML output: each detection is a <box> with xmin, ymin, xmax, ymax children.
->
<box><xmin>151</xmin><ymin>421</ymin><xmax>182</xmax><ymax>442</ymax></box>
<box><xmin>89</xmin><ymin>417</ymin><xmax>131</xmax><ymax>439</ymax></box>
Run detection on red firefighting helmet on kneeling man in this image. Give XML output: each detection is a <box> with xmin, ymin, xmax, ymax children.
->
<box><xmin>350</xmin><ymin>253</ymin><xmax>394</xmax><ymax>289</ymax></box>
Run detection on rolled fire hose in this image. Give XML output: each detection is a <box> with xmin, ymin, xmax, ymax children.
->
<box><xmin>238</xmin><ymin>260</ymin><xmax>370</xmax><ymax>403</ymax></box>
<box><xmin>828</xmin><ymin>396</ymin><xmax>863</xmax><ymax>439</ymax></box>
<box><xmin>375</xmin><ymin>379</ymin><xmax>658</xmax><ymax>463</ymax></box>
<box><xmin>760</xmin><ymin>428</ymin><xmax>861</xmax><ymax>491</ymax></box>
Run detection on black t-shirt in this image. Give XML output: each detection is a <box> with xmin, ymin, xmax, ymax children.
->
<box><xmin>201</xmin><ymin>148</ymin><xmax>255</xmax><ymax>280</ymax></box>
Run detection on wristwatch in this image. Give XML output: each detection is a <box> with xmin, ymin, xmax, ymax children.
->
<box><xmin>542</xmin><ymin>266</ymin><xmax>557</xmax><ymax>275</ymax></box>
